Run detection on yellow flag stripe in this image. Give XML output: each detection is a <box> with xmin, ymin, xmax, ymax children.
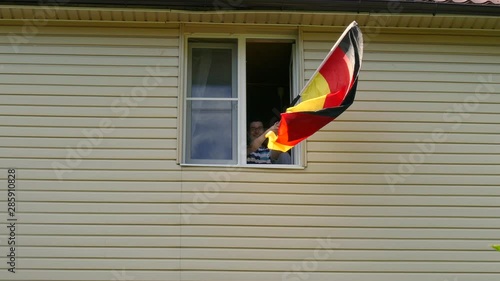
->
<box><xmin>301</xmin><ymin>72</ymin><xmax>331</xmax><ymax>101</ymax></box>
<box><xmin>266</xmin><ymin>131</ymin><xmax>294</xmax><ymax>152</ymax></box>
<box><xmin>286</xmin><ymin>95</ymin><xmax>327</xmax><ymax>113</ymax></box>
<box><xmin>287</xmin><ymin>72</ymin><xmax>330</xmax><ymax>113</ymax></box>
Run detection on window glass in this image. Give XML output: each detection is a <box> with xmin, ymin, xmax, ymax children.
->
<box><xmin>187</xmin><ymin>100</ymin><xmax>236</xmax><ymax>161</ymax></box>
<box><xmin>185</xmin><ymin>41</ymin><xmax>237</xmax><ymax>164</ymax></box>
<box><xmin>190</xmin><ymin>48</ymin><xmax>234</xmax><ymax>98</ymax></box>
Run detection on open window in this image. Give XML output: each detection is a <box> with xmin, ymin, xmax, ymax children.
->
<box><xmin>246</xmin><ymin>40</ymin><xmax>296</xmax><ymax>164</ymax></box>
<box><xmin>183</xmin><ymin>36</ymin><xmax>300</xmax><ymax>166</ymax></box>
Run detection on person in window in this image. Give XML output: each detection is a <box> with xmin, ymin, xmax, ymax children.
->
<box><xmin>247</xmin><ymin>119</ymin><xmax>291</xmax><ymax>164</ymax></box>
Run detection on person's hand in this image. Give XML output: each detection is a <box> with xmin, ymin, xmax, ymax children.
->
<box><xmin>269</xmin><ymin>121</ymin><xmax>279</xmax><ymax>134</ymax></box>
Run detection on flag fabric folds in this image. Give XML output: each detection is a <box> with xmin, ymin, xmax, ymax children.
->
<box><xmin>266</xmin><ymin>21</ymin><xmax>363</xmax><ymax>152</ymax></box>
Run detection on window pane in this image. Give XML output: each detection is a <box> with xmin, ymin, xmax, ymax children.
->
<box><xmin>190</xmin><ymin>48</ymin><xmax>234</xmax><ymax>98</ymax></box>
<box><xmin>188</xmin><ymin>100</ymin><xmax>236</xmax><ymax>162</ymax></box>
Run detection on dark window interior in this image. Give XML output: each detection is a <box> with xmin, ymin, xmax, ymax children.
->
<box><xmin>246</xmin><ymin>41</ymin><xmax>293</xmax><ymax>128</ymax></box>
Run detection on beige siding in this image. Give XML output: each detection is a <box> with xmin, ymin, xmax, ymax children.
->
<box><xmin>1</xmin><ymin>21</ymin><xmax>499</xmax><ymax>281</ymax></box>
<box><xmin>0</xmin><ymin>23</ymin><xmax>182</xmax><ymax>280</ymax></box>
<box><xmin>177</xmin><ymin>28</ymin><xmax>500</xmax><ymax>280</ymax></box>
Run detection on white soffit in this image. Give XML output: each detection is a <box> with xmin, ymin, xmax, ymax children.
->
<box><xmin>0</xmin><ymin>5</ymin><xmax>498</xmax><ymax>30</ymax></box>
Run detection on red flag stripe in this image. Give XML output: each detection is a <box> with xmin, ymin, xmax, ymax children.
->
<box><xmin>319</xmin><ymin>46</ymin><xmax>353</xmax><ymax>109</ymax></box>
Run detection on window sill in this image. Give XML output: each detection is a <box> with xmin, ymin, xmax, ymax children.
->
<box><xmin>179</xmin><ymin>163</ymin><xmax>305</xmax><ymax>170</ymax></box>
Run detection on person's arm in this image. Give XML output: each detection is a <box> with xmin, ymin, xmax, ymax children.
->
<box><xmin>247</xmin><ymin>132</ymin><xmax>268</xmax><ymax>154</ymax></box>
<box><xmin>269</xmin><ymin>149</ymin><xmax>282</xmax><ymax>161</ymax></box>
<box><xmin>247</xmin><ymin>122</ymin><xmax>279</xmax><ymax>155</ymax></box>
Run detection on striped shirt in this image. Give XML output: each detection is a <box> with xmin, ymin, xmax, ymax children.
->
<box><xmin>247</xmin><ymin>147</ymin><xmax>271</xmax><ymax>164</ymax></box>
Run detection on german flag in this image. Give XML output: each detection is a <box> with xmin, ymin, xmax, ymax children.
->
<box><xmin>266</xmin><ymin>21</ymin><xmax>363</xmax><ymax>152</ymax></box>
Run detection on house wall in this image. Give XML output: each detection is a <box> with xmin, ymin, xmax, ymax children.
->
<box><xmin>0</xmin><ymin>23</ymin><xmax>182</xmax><ymax>280</ymax></box>
<box><xmin>0</xmin><ymin>20</ymin><xmax>499</xmax><ymax>281</ymax></box>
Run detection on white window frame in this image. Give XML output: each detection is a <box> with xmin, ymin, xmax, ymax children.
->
<box><xmin>181</xmin><ymin>32</ymin><xmax>304</xmax><ymax>168</ymax></box>
<box><xmin>185</xmin><ymin>41</ymin><xmax>238</xmax><ymax>165</ymax></box>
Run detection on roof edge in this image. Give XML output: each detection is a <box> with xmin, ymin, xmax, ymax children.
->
<box><xmin>1</xmin><ymin>0</ymin><xmax>499</xmax><ymax>17</ymax></box>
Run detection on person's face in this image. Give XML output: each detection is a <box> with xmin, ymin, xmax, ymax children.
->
<box><xmin>249</xmin><ymin>121</ymin><xmax>264</xmax><ymax>139</ymax></box>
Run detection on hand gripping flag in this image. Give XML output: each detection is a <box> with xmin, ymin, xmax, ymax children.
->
<box><xmin>266</xmin><ymin>21</ymin><xmax>363</xmax><ymax>152</ymax></box>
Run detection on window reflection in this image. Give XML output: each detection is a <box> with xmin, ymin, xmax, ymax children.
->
<box><xmin>190</xmin><ymin>48</ymin><xmax>233</xmax><ymax>98</ymax></box>
<box><xmin>189</xmin><ymin>100</ymin><xmax>235</xmax><ymax>160</ymax></box>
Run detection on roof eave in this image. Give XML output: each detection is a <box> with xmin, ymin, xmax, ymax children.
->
<box><xmin>1</xmin><ymin>0</ymin><xmax>499</xmax><ymax>17</ymax></box>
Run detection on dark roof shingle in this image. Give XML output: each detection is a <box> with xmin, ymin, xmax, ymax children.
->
<box><xmin>1</xmin><ymin>0</ymin><xmax>499</xmax><ymax>16</ymax></box>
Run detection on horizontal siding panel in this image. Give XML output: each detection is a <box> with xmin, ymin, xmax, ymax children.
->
<box><xmin>306</xmin><ymin>47</ymin><xmax>500</xmax><ymax>61</ymax></box>
<box><xmin>354</xmin><ymin>91</ymin><xmax>500</xmax><ymax>103</ymax></box>
<box><xmin>11</xmin><ymin>191</ymin><xmax>181</xmax><ymax>202</ymax></box>
<box><xmin>0</xmin><ymin>35</ymin><xmax>179</xmax><ymax>46</ymax></box>
<box><xmin>1</xmin><ymin>146</ymin><xmax>176</xmax><ymax>157</ymax></box>
<box><xmin>313</xmin><ymin>66</ymin><xmax>498</xmax><ymax>84</ymax></box>
<box><xmin>0</xmin><ymin>54</ymin><xmax>179</xmax><ymax>66</ymax></box>
<box><xmin>0</xmin><ymin>26</ymin><xmax>180</xmax><ymax>37</ymax></box>
<box><xmin>0</xmin><ymin>270</ymin><xmax>178</xmax><ymax>281</ymax></box>
<box><xmin>0</xmin><ymin>137</ymin><xmax>175</xmax><ymax>148</ymax></box>
<box><xmin>8</xmin><ymin>202</ymin><xmax>500</xmax><ymax>217</ymax></box>
<box><xmin>2</xmin><ymin>202</ymin><xmax>179</xmax><ymax>214</ymax></box>
<box><xmin>0</xmin><ymin>116</ymin><xmax>177</xmax><ymax>128</ymax></box>
<box><xmin>0</xmin><ymin>45</ymin><xmax>179</xmax><ymax>57</ymax></box>
<box><xmin>173</xmin><ymin>215</ymin><xmax>500</xmax><ymax>228</ymax></box>
<box><xmin>308</xmin><ymin>142</ymin><xmax>500</xmax><ymax>154</ymax></box>
<box><xmin>180</xmin><ymin>171</ymin><xmax>500</xmax><ymax>185</ymax></box>
<box><xmin>14</xmin><ymin>180</ymin><xmax>498</xmax><ymax>195</ymax></box>
<box><xmin>360</xmin><ymin>61</ymin><xmax>499</xmax><ymax>74</ymax></box>
<box><xmin>209</xmin><ymin>205</ymin><xmax>499</xmax><ymax>219</ymax></box>
<box><xmin>359</xmin><ymin>71</ymin><xmax>499</xmax><ymax>84</ymax></box>
<box><xmin>180</xmin><ymin>260</ymin><xmax>500</xmax><ymax>272</ymax></box>
<box><xmin>180</xmin><ymin>193</ymin><xmax>500</xmax><ymax>206</ymax></box>
<box><xmin>1</xmin><ymin>159</ymin><xmax>179</xmax><ymax>170</ymax></box>
<box><xmin>342</xmin><ymin>81</ymin><xmax>494</xmax><ymax>93</ymax></box>
<box><xmin>3</xmin><ymin>258</ymin><xmax>179</xmax><ymax>270</ymax></box>
<box><xmin>0</xmin><ymin>127</ymin><xmax>176</xmax><ymax>138</ymax></box>
<box><xmin>311</xmin><ymin>132</ymin><xmax>500</xmax><ymax>144</ymax></box>
<box><xmin>346</xmin><ymin>101</ymin><xmax>500</xmax><ymax>113</ymax></box>
<box><xmin>304</xmin><ymin>40</ymin><xmax>500</xmax><ymax>53</ymax></box>
<box><xmin>307</xmin><ymin>152</ymin><xmax>500</xmax><ymax>164</ymax></box>
<box><xmin>181</xmin><ymin>249</ymin><xmax>500</xmax><ymax>261</ymax></box>
<box><xmin>2</xmin><ymin>214</ymin><xmax>179</xmax><ymax>225</ymax></box>
<box><xmin>3</xmin><ymin>169</ymin><xmax>180</xmax><ymax>180</ymax></box>
<box><xmin>365</xmin><ymin>43</ymin><xmax>500</xmax><ymax>55</ymax></box>
<box><xmin>181</xmin><ymin>237</ymin><xmax>495</xmax><ymax>250</ymax></box>
<box><xmin>2</xmin><ymin>178</ymin><xmax>181</xmax><ymax>191</ymax></box>
<box><xmin>363</xmin><ymin>52</ymin><xmax>500</xmax><ymax>64</ymax></box>
<box><xmin>16</xmin><ymin>246</ymin><xmax>178</xmax><ymax>258</ymax></box>
<box><xmin>2</xmin><ymin>225</ymin><xmax>497</xmax><ymax>239</ymax></box>
<box><xmin>178</xmin><ymin>182</ymin><xmax>500</xmax><ymax>195</ymax></box>
<box><xmin>6</xmin><ymin>252</ymin><xmax>499</xmax><ymax>264</ymax></box>
<box><xmin>0</xmin><ymin>106</ymin><xmax>177</xmax><ymax>117</ymax></box>
<box><xmin>181</xmin><ymin>226</ymin><xmax>500</xmax><ymax>239</ymax></box>
<box><xmin>337</xmin><ymin>111</ymin><xmax>500</xmax><ymax>124</ymax></box>
<box><xmin>315</xmin><ymin>121</ymin><xmax>500</xmax><ymax>134</ymax></box>
<box><xmin>0</xmin><ymin>95</ymin><xmax>177</xmax><ymax>107</ymax></box>
<box><xmin>305</xmin><ymin>163</ymin><xmax>500</xmax><ymax>175</ymax></box>
<box><xmin>0</xmin><ymin>75</ymin><xmax>178</xmax><ymax>86</ymax></box>
<box><xmin>1</xmin><ymin>64</ymin><xmax>179</xmax><ymax>76</ymax></box>
<box><xmin>183</xmin><ymin>272</ymin><xmax>500</xmax><ymax>281</ymax></box>
<box><xmin>304</xmin><ymin>51</ymin><xmax>500</xmax><ymax>65</ymax></box>
<box><xmin>14</xmin><ymin>235</ymin><xmax>179</xmax><ymax>246</ymax></box>
<box><xmin>0</xmin><ymin>85</ymin><xmax>178</xmax><ymax>96</ymax></box>
<box><xmin>2</xmin><ymin>224</ymin><xmax>179</xmax><ymax>236</ymax></box>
